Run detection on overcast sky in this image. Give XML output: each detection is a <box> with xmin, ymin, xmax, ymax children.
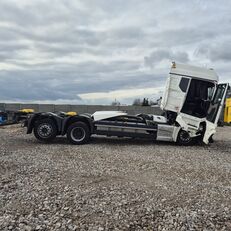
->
<box><xmin>0</xmin><ymin>0</ymin><xmax>231</xmax><ymax>105</ymax></box>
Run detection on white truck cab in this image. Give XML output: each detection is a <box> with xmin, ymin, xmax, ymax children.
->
<box><xmin>160</xmin><ymin>62</ymin><xmax>229</xmax><ymax>144</ymax></box>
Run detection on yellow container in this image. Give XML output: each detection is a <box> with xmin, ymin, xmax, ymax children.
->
<box><xmin>226</xmin><ymin>98</ymin><xmax>231</xmax><ymax>107</ymax></box>
<box><xmin>224</xmin><ymin>98</ymin><xmax>231</xmax><ymax>123</ymax></box>
<box><xmin>66</xmin><ymin>111</ymin><xmax>77</xmax><ymax>116</ymax></box>
<box><xmin>19</xmin><ymin>109</ymin><xmax>34</xmax><ymax>113</ymax></box>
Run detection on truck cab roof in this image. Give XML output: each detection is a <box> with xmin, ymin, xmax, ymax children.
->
<box><xmin>170</xmin><ymin>62</ymin><xmax>219</xmax><ymax>83</ymax></box>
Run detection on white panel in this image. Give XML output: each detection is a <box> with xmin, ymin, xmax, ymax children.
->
<box><xmin>93</xmin><ymin>111</ymin><xmax>127</xmax><ymax>121</ymax></box>
<box><xmin>162</xmin><ymin>75</ymin><xmax>189</xmax><ymax>113</ymax></box>
<box><xmin>156</xmin><ymin>124</ymin><xmax>174</xmax><ymax>141</ymax></box>
<box><xmin>170</xmin><ymin>63</ymin><xmax>219</xmax><ymax>82</ymax></box>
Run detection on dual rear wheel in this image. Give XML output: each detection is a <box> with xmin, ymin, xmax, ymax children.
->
<box><xmin>34</xmin><ymin>119</ymin><xmax>90</xmax><ymax>144</ymax></box>
<box><xmin>66</xmin><ymin>122</ymin><xmax>90</xmax><ymax>144</ymax></box>
<box><xmin>34</xmin><ymin>118</ymin><xmax>57</xmax><ymax>142</ymax></box>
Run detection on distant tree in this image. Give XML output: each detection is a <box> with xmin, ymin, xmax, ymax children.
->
<box><xmin>142</xmin><ymin>98</ymin><xmax>149</xmax><ymax>106</ymax></box>
<box><xmin>132</xmin><ymin>98</ymin><xmax>142</xmax><ymax>106</ymax></box>
<box><xmin>111</xmin><ymin>99</ymin><xmax>120</xmax><ymax>106</ymax></box>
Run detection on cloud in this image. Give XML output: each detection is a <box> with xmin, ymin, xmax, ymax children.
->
<box><xmin>144</xmin><ymin>49</ymin><xmax>189</xmax><ymax>67</ymax></box>
<box><xmin>196</xmin><ymin>39</ymin><xmax>231</xmax><ymax>62</ymax></box>
<box><xmin>79</xmin><ymin>87</ymin><xmax>164</xmax><ymax>100</ymax></box>
<box><xmin>79</xmin><ymin>87</ymin><xmax>164</xmax><ymax>105</ymax></box>
<box><xmin>0</xmin><ymin>63</ymin><xmax>164</xmax><ymax>103</ymax></box>
<box><xmin>0</xmin><ymin>0</ymin><xmax>230</xmax><ymax>105</ymax></box>
<box><xmin>0</xmin><ymin>70</ymin><xmax>83</xmax><ymax>101</ymax></box>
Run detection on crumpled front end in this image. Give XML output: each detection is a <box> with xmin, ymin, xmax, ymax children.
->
<box><xmin>203</xmin><ymin>121</ymin><xmax>217</xmax><ymax>144</ymax></box>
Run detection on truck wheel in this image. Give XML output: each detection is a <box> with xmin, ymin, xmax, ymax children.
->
<box><xmin>34</xmin><ymin>118</ymin><xmax>57</xmax><ymax>142</ymax></box>
<box><xmin>67</xmin><ymin>122</ymin><xmax>90</xmax><ymax>145</ymax></box>
<box><xmin>177</xmin><ymin>130</ymin><xmax>192</xmax><ymax>145</ymax></box>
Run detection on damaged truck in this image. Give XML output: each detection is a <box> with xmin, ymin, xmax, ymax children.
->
<box><xmin>25</xmin><ymin>63</ymin><xmax>229</xmax><ymax>145</ymax></box>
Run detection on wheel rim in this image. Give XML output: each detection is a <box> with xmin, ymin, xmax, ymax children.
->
<box><xmin>38</xmin><ymin>123</ymin><xmax>53</xmax><ymax>138</ymax></box>
<box><xmin>179</xmin><ymin>130</ymin><xmax>191</xmax><ymax>143</ymax></box>
<box><xmin>71</xmin><ymin>127</ymin><xmax>86</xmax><ymax>142</ymax></box>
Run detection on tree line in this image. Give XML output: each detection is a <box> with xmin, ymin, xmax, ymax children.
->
<box><xmin>111</xmin><ymin>97</ymin><xmax>162</xmax><ymax>106</ymax></box>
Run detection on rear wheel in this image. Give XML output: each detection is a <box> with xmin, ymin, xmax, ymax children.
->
<box><xmin>34</xmin><ymin>118</ymin><xmax>57</xmax><ymax>142</ymax></box>
<box><xmin>177</xmin><ymin>130</ymin><xmax>193</xmax><ymax>145</ymax></box>
<box><xmin>67</xmin><ymin>122</ymin><xmax>90</xmax><ymax>145</ymax></box>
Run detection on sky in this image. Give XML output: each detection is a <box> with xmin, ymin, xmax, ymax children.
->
<box><xmin>0</xmin><ymin>0</ymin><xmax>231</xmax><ymax>105</ymax></box>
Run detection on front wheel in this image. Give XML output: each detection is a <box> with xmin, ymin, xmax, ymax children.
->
<box><xmin>67</xmin><ymin>122</ymin><xmax>90</xmax><ymax>145</ymax></box>
<box><xmin>177</xmin><ymin>130</ymin><xmax>193</xmax><ymax>146</ymax></box>
<box><xmin>34</xmin><ymin>118</ymin><xmax>58</xmax><ymax>142</ymax></box>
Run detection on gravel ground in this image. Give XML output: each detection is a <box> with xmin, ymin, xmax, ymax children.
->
<box><xmin>0</xmin><ymin>125</ymin><xmax>231</xmax><ymax>231</ymax></box>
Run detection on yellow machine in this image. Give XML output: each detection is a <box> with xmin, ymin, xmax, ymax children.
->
<box><xmin>224</xmin><ymin>98</ymin><xmax>231</xmax><ymax>123</ymax></box>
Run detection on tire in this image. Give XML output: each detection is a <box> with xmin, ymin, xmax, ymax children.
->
<box><xmin>34</xmin><ymin>118</ymin><xmax>58</xmax><ymax>142</ymax></box>
<box><xmin>66</xmin><ymin>122</ymin><xmax>90</xmax><ymax>145</ymax></box>
<box><xmin>177</xmin><ymin>130</ymin><xmax>193</xmax><ymax>146</ymax></box>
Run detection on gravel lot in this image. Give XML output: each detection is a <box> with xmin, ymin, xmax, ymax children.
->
<box><xmin>0</xmin><ymin>125</ymin><xmax>231</xmax><ymax>231</ymax></box>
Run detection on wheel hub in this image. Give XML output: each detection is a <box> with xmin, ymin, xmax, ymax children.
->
<box><xmin>38</xmin><ymin>124</ymin><xmax>52</xmax><ymax>138</ymax></box>
<box><xmin>180</xmin><ymin>131</ymin><xmax>190</xmax><ymax>142</ymax></box>
<box><xmin>71</xmin><ymin>127</ymin><xmax>86</xmax><ymax>142</ymax></box>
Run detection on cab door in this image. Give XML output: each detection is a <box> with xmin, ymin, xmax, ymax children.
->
<box><xmin>207</xmin><ymin>83</ymin><xmax>229</xmax><ymax>124</ymax></box>
<box><xmin>203</xmin><ymin>83</ymin><xmax>229</xmax><ymax>144</ymax></box>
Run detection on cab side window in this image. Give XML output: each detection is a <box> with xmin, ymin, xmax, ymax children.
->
<box><xmin>179</xmin><ymin>77</ymin><xmax>190</xmax><ymax>92</ymax></box>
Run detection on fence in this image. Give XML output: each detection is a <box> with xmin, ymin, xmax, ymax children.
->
<box><xmin>0</xmin><ymin>103</ymin><xmax>163</xmax><ymax>115</ymax></box>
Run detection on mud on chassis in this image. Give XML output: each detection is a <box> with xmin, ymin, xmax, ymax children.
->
<box><xmin>26</xmin><ymin>63</ymin><xmax>229</xmax><ymax>145</ymax></box>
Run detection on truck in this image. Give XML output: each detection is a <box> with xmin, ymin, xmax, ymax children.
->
<box><xmin>0</xmin><ymin>109</ymin><xmax>34</xmax><ymax>127</ymax></box>
<box><xmin>26</xmin><ymin>63</ymin><xmax>229</xmax><ymax>145</ymax></box>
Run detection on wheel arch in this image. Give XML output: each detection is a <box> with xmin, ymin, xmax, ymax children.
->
<box><xmin>27</xmin><ymin>113</ymin><xmax>62</xmax><ymax>134</ymax></box>
<box><xmin>62</xmin><ymin>115</ymin><xmax>93</xmax><ymax>135</ymax></box>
